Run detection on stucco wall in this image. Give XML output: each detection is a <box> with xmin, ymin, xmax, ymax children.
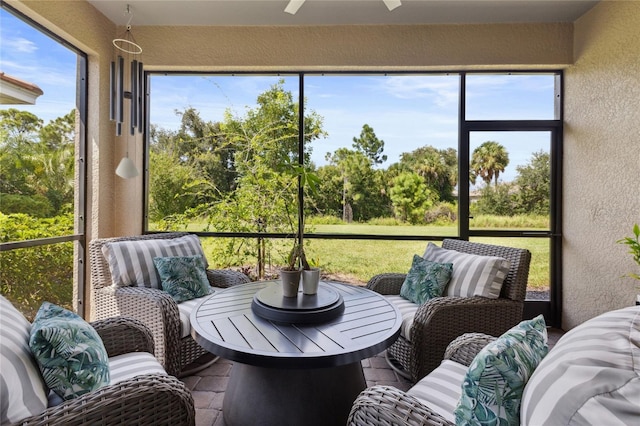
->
<box><xmin>134</xmin><ymin>23</ymin><xmax>573</xmax><ymax>71</ymax></box>
<box><xmin>563</xmin><ymin>0</ymin><xmax>640</xmax><ymax>329</ymax></box>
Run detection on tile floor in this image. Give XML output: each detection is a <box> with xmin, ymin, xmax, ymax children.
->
<box><xmin>182</xmin><ymin>328</ymin><xmax>564</xmax><ymax>426</ymax></box>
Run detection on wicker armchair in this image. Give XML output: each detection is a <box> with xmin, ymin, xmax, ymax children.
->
<box><xmin>89</xmin><ymin>232</ymin><xmax>251</xmax><ymax>377</ymax></box>
<box><xmin>367</xmin><ymin>238</ymin><xmax>531</xmax><ymax>382</ymax></box>
<box><xmin>16</xmin><ymin>316</ymin><xmax>195</xmax><ymax>426</ymax></box>
<box><xmin>348</xmin><ymin>333</ymin><xmax>497</xmax><ymax>426</ymax></box>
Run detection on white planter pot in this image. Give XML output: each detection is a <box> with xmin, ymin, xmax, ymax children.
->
<box><xmin>280</xmin><ymin>269</ymin><xmax>301</xmax><ymax>297</ymax></box>
<box><xmin>302</xmin><ymin>268</ymin><xmax>321</xmax><ymax>295</ymax></box>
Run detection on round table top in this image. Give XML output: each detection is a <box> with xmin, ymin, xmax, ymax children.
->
<box><xmin>190</xmin><ymin>281</ymin><xmax>402</xmax><ymax>368</ymax></box>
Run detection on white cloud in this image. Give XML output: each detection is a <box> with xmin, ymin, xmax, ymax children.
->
<box><xmin>372</xmin><ymin>75</ymin><xmax>459</xmax><ymax>107</ymax></box>
<box><xmin>3</xmin><ymin>36</ymin><xmax>37</xmax><ymax>53</ymax></box>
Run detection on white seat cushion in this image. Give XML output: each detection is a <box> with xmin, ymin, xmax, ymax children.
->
<box><xmin>385</xmin><ymin>295</ymin><xmax>419</xmax><ymax>341</ymax></box>
<box><xmin>109</xmin><ymin>352</ymin><xmax>167</xmax><ymax>385</ymax></box>
<box><xmin>407</xmin><ymin>360</ymin><xmax>468</xmax><ymax>423</ymax></box>
<box><xmin>177</xmin><ymin>295</ymin><xmax>210</xmax><ymax>338</ymax></box>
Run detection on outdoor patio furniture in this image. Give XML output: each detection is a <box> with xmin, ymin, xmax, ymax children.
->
<box><xmin>348</xmin><ymin>332</ymin><xmax>495</xmax><ymax>425</ymax></box>
<box><xmin>191</xmin><ymin>280</ymin><xmax>402</xmax><ymax>426</ymax></box>
<box><xmin>0</xmin><ymin>295</ymin><xmax>195</xmax><ymax>425</ymax></box>
<box><xmin>89</xmin><ymin>232</ymin><xmax>251</xmax><ymax>377</ymax></box>
<box><xmin>367</xmin><ymin>238</ymin><xmax>531</xmax><ymax>382</ymax></box>
<box><xmin>348</xmin><ymin>305</ymin><xmax>640</xmax><ymax>425</ymax></box>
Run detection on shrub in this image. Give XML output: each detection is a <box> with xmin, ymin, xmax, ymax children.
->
<box><xmin>367</xmin><ymin>217</ymin><xmax>402</xmax><ymax>226</ymax></box>
<box><xmin>306</xmin><ymin>215</ymin><xmax>343</xmax><ymax>225</ymax></box>
<box><xmin>0</xmin><ymin>193</ymin><xmax>54</xmax><ymax>217</ymax></box>
<box><xmin>0</xmin><ymin>213</ymin><xmax>74</xmax><ymax>320</ymax></box>
<box><xmin>424</xmin><ymin>202</ymin><xmax>457</xmax><ymax>224</ymax></box>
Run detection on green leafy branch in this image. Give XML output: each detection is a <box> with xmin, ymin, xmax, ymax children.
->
<box><xmin>617</xmin><ymin>223</ymin><xmax>640</xmax><ymax>282</ymax></box>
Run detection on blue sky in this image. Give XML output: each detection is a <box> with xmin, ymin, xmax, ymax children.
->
<box><xmin>2</xmin><ymin>8</ymin><xmax>554</xmax><ymax>183</ymax></box>
<box><xmin>1</xmin><ymin>9</ymin><xmax>77</xmax><ymax>122</ymax></box>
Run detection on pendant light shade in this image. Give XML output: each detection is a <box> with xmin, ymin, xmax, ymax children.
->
<box><xmin>115</xmin><ymin>156</ymin><xmax>139</xmax><ymax>179</ymax></box>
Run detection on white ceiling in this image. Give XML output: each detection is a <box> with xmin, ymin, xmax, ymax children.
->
<box><xmin>87</xmin><ymin>0</ymin><xmax>599</xmax><ymax>27</ymax></box>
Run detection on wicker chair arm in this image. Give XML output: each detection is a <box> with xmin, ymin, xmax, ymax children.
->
<box><xmin>91</xmin><ymin>316</ymin><xmax>155</xmax><ymax>358</ymax></box>
<box><xmin>206</xmin><ymin>269</ymin><xmax>251</xmax><ymax>288</ymax></box>
<box><xmin>443</xmin><ymin>332</ymin><xmax>496</xmax><ymax>366</ymax></box>
<box><xmin>15</xmin><ymin>374</ymin><xmax>195</xmax><ymax>426</ymax></box>
<box><xmin>347</xmin><ymin>385</ymin><xmax>452</xmax><ymax>426</ymax></box>
<box><xmin>408</xmin><ymin>296</ymin><xmax>522</xmax><ymax>381</ymax></box>
<box><xmin>413</xmin><ymin>296</ymin><xmax>521</xmax><ymax>329</ymax></box>
<box><xmin>95</xmin><ymin>286</ymin><xmax>181</xmax><ymax>376</ymax></box>
<box><xmin>366</xmin><ymin>273</ymin><xmax>406</xmax><ymax>295</ymax></box>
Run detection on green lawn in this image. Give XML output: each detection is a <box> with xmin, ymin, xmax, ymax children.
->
<box><xmin>195</xmin><ymin>223</ymin><xmax>550</xmax><ymax>291</ymax></box>
<box><xmin>302</xmin><ymin>225</ymin><xmax>549</xmax><ymax>290</ymax></box>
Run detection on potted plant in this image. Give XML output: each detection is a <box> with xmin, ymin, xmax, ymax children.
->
<box><xmin>278</xmin><ymin>161</ymin><xmax>321</xmax><ymax>297</ymax></box>
<box><xmin>302</xmin><ymin>257</ymin><xmax>321</xmax><ymax>295</ymax></box>
<box><xmin>617</xmin><ymin>223</ymin><xmax>640</xmax><ymax>305</ymax></box>
<box><xmin>279</xmin><ymin>240</ymin><xmax>305</xmax><ymax>297</ymax></box>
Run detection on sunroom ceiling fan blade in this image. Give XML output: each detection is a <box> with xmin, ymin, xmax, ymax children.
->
<box><xmin>383</xmin><ymin>0</ymin><xmax>402</xmax><ymax>11</ymax></box>
<box><xmin>285</xmin><ymin>0</ymin><xmax>306</xmax><ymax>15</ymax></box>
<box><xmin>285</xmin><ymin>0</ymin><xmax>401</xmax><ymax>15</ymax></box>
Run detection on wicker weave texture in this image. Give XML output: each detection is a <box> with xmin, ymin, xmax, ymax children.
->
<box><xmin>13</xmin><ymin>317</ymin><xmax>195</xmax><ymax>426</ymax></box>
<box><xmin>348</xmin><ymin>333</ymin><xmax>496</xmax><ymax>426</ymax></box>
<box><xmin>368</xmin><ymin>239</ymin><xmax>531</xmax><ymax>382</ymax></box>
<box><xmin>444</xmin><ymin>332</ymin><xmax>497</xmax><ymax>366</ymax></box>
<box><xmin>93</xmin><ymin>286</ymin><xmax>181</xmax><ymax>376</ymax></box>
<box><xmin>92</xmin><ymin>316</ymin><xmax>155</xmax><ymax>357</ymax></box>
<box><xmin>15</xmin><ymin>374</ymin><xmax>195</xmax><ymax>426</ymax></box>
<box><xmin>89</xmin><ymin>232</ymin><xmax>249</xmax><ymax>377</ymax></box>
<box><xmin>347</xmin><ymin>385</ymin><xmax>451</xmax><ymax>426</ymax></box>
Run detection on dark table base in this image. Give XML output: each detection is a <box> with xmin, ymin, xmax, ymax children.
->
<box><xmin>223</xmin><ymin>362</ymin><xmax>366</xmax><ymax>426</ymax></box>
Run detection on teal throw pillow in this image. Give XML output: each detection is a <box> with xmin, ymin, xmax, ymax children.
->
<box><xmin>29</xmin><ymin>302</ymin><xmax>110</xmax><ymax>401</ymax></box>
<box><xmin>454</xmin><ymin>314</ymin><xmax>549</xmax><ymax>426</ymax></box>
<box><xmin>153</xmin><ymin>255</ymin><xmax>211</xmax><ymax>303</ymax></box>
<box><xmin>400</xmin><ymin>254</ymin><xmax>453</xmax><ymax>304</ymax></box>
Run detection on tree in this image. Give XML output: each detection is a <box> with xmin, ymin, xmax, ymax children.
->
<box><xmin>199</xmin><ymin>80</ymin><xmax>325</xmax><ymax>277</ymax></box>
<box><xmin>352</xmin><ymin>124</ymin><xmax>387</xmax><ymax>166</ymax></box>
<box><xmin>324</xmin><ymin>148</ymin><xmax>388</xmax><ymax>222</ymax></box>
<box><xmin>148</xmin><ymin>150</ymin><xmax>203</xmax><ymax>221</ymax></box>
<box><xmin>0</xmin><ymin>109</ymin><xmax>43</xmax><ymax>197</ymax></box>
<box><xmin>397</xmin><ymin>146</ymin><xmax>458</xmax><ymax>202</ymax></box>
<box><xmin>514</xmin><ymin>150</ymin><xmax>550</xmax><ymax>215</ymax></box>
<box><xmin>30</xmin><ymin>110</ymin><xmax>76</xmax><ymax>213</ymax></box>
<box><xmin>471</xmin><ymin>141</ymin><xmax>509</xmax><ymax>186</ymax></box>
<box><xmin>0</xmin><ymin>109</ymin><xmax>75</xmax><ymax>215</ymax></box>
<box><xmin>474</xmin><ymin>182</ymin><xmax>517</xmax><ymax>216</ymax></box>
<box><xmin>389</xmin><ymin>172</ymin><xmax>435</xmax><ymax>224</ymax></box>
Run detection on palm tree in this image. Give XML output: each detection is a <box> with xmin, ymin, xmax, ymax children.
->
<box><xmin>470</xmin><ymin>141</ymin><xmax>509</xmax><ymax>186</ymax></box>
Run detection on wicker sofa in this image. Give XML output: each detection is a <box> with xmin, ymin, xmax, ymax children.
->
<box><xmin>0</xmin><ymin>295</ymin><xmax>195</xmax><ymax>426</ymax></box>
<box><xmin>367</xmin><ymin>238</ymin><xmax>531</xmax><ymax>382</ymax></box>
<box><xmin>348</xmin><ymin>305</ymin><xmax>640</xmax><ymax>425</ymax></box>
<box><xmin>89</xmin><ymin>232</ymin><xmax>251</xmax><ymax>377</ymax></box>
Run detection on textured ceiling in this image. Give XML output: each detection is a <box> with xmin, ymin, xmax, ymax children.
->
<box><xmin>87</xmin><ymin>0</ymin><xmax>599</xmax><ymax>27</ymax></box>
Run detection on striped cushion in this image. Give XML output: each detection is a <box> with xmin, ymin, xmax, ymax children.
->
<box><xmin>102</xmin><ymin>235</ymin><xmax>208</xmax><ymax>288</ymax></box>
<box><xmin>521</xmin><ymin>305</ymin><xmax>640</xmax><ymax>425</ymax></box>
<box><xmin>385</xmin><ymin>295</ymin><xmax>419</xmax><ymax>341</ymax></box>
<box><xmin>109</xmin><ymin>352</ymin><xmax>167</xmax><ymax>384</ymax></box>
<box><xmin>407</xmin><ymin>360</ymin><xmax>467</xmax><ymax>423</ymax></box>
<box><xmin>423</xmin><ymin>243</ymin><xmax>510</xmax><ymax>299</ymax></box>
<box><xmin>177</xmin><ymin>293</ymin><xmax>212</xmax><ymax>338</ymax></box>
<box><xmin>0</xmin><ymin>296</ymin><xmax>48</xmax><ymax>424</ymax></box>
